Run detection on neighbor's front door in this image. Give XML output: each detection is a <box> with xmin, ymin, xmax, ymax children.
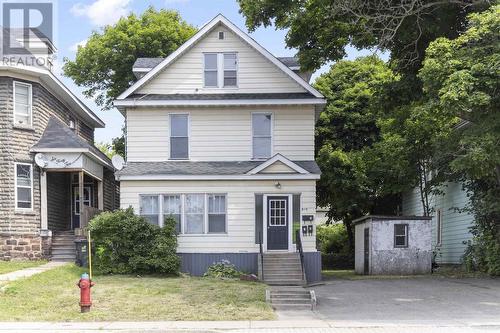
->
<box><xmin>267</xmin><ymin>196</ymin><xmax>289</xmax><ymax>250</ymax></box>
<box><xmin>71</xmin><ymin>185</ymin><xmax>92</xmax><ymax>229</ymax></box>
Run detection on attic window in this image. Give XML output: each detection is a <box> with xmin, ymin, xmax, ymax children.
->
<box><xmin>218</xmin><ymin>31</ymin><xmax>225</xmax><ymax>40</ymax></box>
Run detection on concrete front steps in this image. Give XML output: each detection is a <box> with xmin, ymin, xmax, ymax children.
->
<box><xmin>267</xmin><ymin>286</ymin><xmax>316</xmax><ymax>311</ymax></box>
<box><xmin>262</xmin><ymin>252</ymin><xmax>305</xmax><ymax>286</ymax></box>
<box><xmin>50</xmin><ymin>231</ymin><xmax>76</xmax><ymax>262</ymax></box>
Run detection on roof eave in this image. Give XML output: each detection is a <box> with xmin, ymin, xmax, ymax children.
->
<box><xmin>113</xmin><ymin>98</ymin><xmax>326</xmax><ymax>108</ymax></box>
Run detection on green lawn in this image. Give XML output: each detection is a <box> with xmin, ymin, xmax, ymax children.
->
<box><xmin>0</xmin><ymin>260</ymin><xmax>47</xmax><ymax>275</ymax></box>
<box><xmin>0</xmin><ymin>264</ymin><xmax>274</xmax><ymax>321</ymax></box>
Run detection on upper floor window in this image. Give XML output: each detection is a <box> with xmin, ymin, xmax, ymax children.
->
<box><xmin>13</xmin><ymin>81</ymin><xmax>32</xmax><ymax>127</ymax></box>
<box><xmin>203</xmin><ymin>53</ymin><xmax>238</xmax><ymax>88</ymax></box>
<box><xmin>15</xmin><ymin>163</ymin><xmax>33</xmax><ymax>210</ymax></box>
<box><xmin>170</xmin><ymin>114</ymin><xmax>189</xmax><ymax>159</ymax></box>
<box><xmin>252</xmin><ymin>113</ymin><xmax>272</xmax><ymax>159</ymax></box>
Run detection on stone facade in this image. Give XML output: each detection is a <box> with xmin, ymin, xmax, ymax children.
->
<box><xmin>0</xmin><ymin>74</ymin><xmax>113</xmax><ymax>260</ymax></box>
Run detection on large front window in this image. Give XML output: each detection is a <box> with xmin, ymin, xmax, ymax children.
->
<box><xmin>252</xmin><ymin>113</ymin><xmax>272</xmax><ymax>159</ymax></box>
<box><xmin>139</xmin><ymin>194</ymin><xmax>227</xmax><ymax>234</ymax></box>
<box><xmin>13</xmin><ymin>81</ymin><xmax>32</xmax><ymax>127</ymax></box>
<box><xmin>15</xmin><ymin>163</ymin><xmax>33</xmax><ymax>210</ymax></box>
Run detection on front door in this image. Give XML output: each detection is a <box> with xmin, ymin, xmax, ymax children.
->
<box><xmin>267</xmin><ymin>196</ymin><xmax>289</xmax><ymax>250</ymax></box>
<box><xmin>71</xmin><ymin>185</ymin><xmax>92</xmax><ymax>229</ymax></box>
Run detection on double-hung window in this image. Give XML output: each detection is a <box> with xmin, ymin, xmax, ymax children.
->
<box><xmin>15</xmin><ymin>163</ymin><xmax>33</xmax><ymax>210</ymax></box>
<box><xmin>252</xmin><ymin>113</ymin><xmax>272</xmax><ymax>159</ymax></box>
<box><xmin>394</xmin><ymin>224</ymin><xmax>409</xmax><ymax>248</ymax></box>
<box><xmin>140</xmin><ymin>195</ymin><xmax>159</xmax><ymax>225</ymax></box>
<box><xmin>170</xmin><ymin>114</ymin><xmax>189</xmax><ymax>159</ymax></box>
<box><xmin>203</xmin><ymin>53</ymin><xmax>238</xmax><ymax>88</ymax></box>
<box><xmin>139</xmin><ymin>194</ymin><xmax>227</xmax><ymax>234</ymax></box>
<box><xmin>208</xmin><ymin>194</ymin><xmax>226</xmax><ymax>233</ymax></box>
<box><xmin>13</xmin><ymin>81</ymin><xmax>32</xmax><ymax>127</ymax></box>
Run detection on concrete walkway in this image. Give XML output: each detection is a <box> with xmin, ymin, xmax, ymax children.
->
<box><xmin>0</xmin><ymin>261</ymin><xmax>68</xmax><ymax>282</ymax></box>
<box><xmin>1</xmin><ymin>320</ymin><xmax>499</xmax><ymax>333</ymax></box>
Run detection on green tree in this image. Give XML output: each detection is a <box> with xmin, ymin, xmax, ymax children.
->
<box><xmin>315</xmin><ymin>56</ymin><xmax>400</xmax><ymax>244</ymax></box>
<box><xmin>63</xmin><ymin>7</ymin><xmax>196</xmax><ymax>109</ymax></box>
<box><xmin>418</xmin><ymin>5</ymin><xmax>500</xmax><ymax>274</ymax></box>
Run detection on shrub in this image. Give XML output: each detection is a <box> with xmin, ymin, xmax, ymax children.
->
<box><xmin>204</xmin><ymin>259</ymin><xmax>243</xmax><ymax>278</ymax></box>
<box><xmin>316</xmin><ymin>223</ymin><xmax>354</xmax><ymax>269</ymax></box>
<box><xmin>89</xmin><ymin>208</ymin><xmax>180</xmax><ymax>274</ymax></box>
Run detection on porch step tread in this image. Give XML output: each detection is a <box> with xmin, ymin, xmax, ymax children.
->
<box><xmin>271</xmin><ymin>298</ymin><xmax>311</xmax><ymax>304</ymax></box>
<box><xmin>265</xmin><ymin>273</ymin><xmax>303</xmax><ymax>278</ymax></box>
<box><xmin>265</xmin><ymin>281</ymin><xmax>305</xmax><ymax>286</ymax></box>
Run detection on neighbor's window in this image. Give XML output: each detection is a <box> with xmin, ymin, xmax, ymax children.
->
<box><xmin>140</xmin><ymin>195</ymin><xmax>159</xmax><ymax>225</ymax></box>
<box><xmin>15</xmin><ymin>163</ymin><xmax>32</xmax><ymax>210</ymax></box>
<box><xmin>394</xmin><ymin>224</ymin><xmax>409</xmax><ymax>248</ymax></box>
<box><xmin>204</xmin><ymin>53</ymin><xmax>218</xmax><ymax>87</ymax></box>
<box><xmin>223</xmin><ymin>53</ymin><xmax>237</xmax><ymax>87</ymax></box>
<box><xmin>14</xmin><ymin>81</ymin><xmax>32</xmax><ymax>127</ymax></box>
<box><xmin>208</xmin><ymin>194</ymin><xmax>226</xmax><ymax>233</ymax></box>
<box><xmin>185</xmin><ymin>194</ymin><xmax>205</xmax><ymax>234</ymax></box>
<box><xmin>170</xmin><ymin>114</ymin><xmax>189</xmax><ymax>159</ymax></box>
<box><xmin>163</xmin><ymin>195</ymin><xmax>182</xmax><ymax>233</ymax></box>
<box><xmin>252</xmin><ymin>113</ymin><xmax>272</xmax><ymax>159</ymax></box>
<box><xmin>436</xmin><ymin>209</ymin><xmax>442</xmax><ymax>245</ymax></box>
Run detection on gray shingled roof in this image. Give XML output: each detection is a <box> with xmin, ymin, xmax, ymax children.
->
<box><xmin>128</xmin><ymin>92</ymin><xmax>315</xmax><ymax>100</ymax></box>
<box><xmin>31</xmin><ymin>116</ymin><xmax>113</xmax><ymax>168</ymax></box>
<box><xmin>277</xmin><ymin>57</ymin><xmax>299</xmax><ymax>68</ymax></box>
<box><xmin>133</xmin><ymin>57</ymin><xmax>164</xmax><ymax>69</ymax></box>
<box><xmin>117</xmin><ymin>160</ymin><xmax>321</xmax><ymax>176</ymax></box>
<box><xmin>133</xmin><ymin>56</ymin><xmax>300</xmax><ymax>70</ymax></box>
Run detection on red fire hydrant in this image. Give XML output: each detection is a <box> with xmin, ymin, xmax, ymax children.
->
<box><xmin>77</xmin><ymin>273</ymin><xmax>95</xmax><ymax>313</ymax></box>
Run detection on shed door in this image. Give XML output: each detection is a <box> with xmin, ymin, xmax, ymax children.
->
<box><xmin>363</xmin><ymin>227</ymin><xmax>369</xmax><ymax>275</ymax></box>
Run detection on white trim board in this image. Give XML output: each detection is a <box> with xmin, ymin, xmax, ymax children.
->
<box><xmin>247</xmin><ymin>154</ymin><xmax>309</xmax><ymax>175</ymax></box>
<box><xmin>116</xmin><ymin>14</ymin><xmax>324</xmax><ymax>100</ymax></box>
<box><xmin>114</xmin><ymin>98</ymin><xmax>326</xmax><ymax>107</ymax></box>
<box><xmin>117</xmin><ymin>174</ymin><xmax>320</xmax><ymax>181</ymax></box>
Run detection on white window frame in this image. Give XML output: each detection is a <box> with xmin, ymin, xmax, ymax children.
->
<box><xmin>169</xmin><ymin>113</ymin><xmax>190</xmax><ymax>160</ymax></box>
<box><xmin>203</xmin><ymin>52</ymin><xmax>238</xmax><ymax>88</ymax></box>
<box><xmin>394</xmin><ymin>224</ymin><xmax>409</xmax><ymax>248</ymax></box>
<box><xmin>251</xmin><ymin>112</ymin><xmax>273</xmax><ymax>160</ymax></box>
<box><xmin>436</xmin><ymin>208</ymin><xmax>443</xmax><ymax>246</ymax></box>
<box><xmin>13</xmin><ymin>81</ymin><xmax>33</xmax><ymax>127</ymax></box>
<box><xmin>138</xmin><ymin>193</ymin><xmax>227</xmax><ymax>235</ymax></box>
<box><xmin>207</xmin><ymin>194</ymin><xmax>227</xmax><ymax>234</ymax></box>
<box><xmin>14</xmin><ymin>163</ymin><xmax>33</xmax><ymax>211</ymax></box>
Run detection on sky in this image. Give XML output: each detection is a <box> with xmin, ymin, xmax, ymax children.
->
<box><xmin>54</xmin><ymin>0</ymin><xmax>385</xmax><ymax>143</ymax></box>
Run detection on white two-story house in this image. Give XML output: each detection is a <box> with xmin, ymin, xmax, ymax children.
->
<box><xmin>114</xmin><ymin>15</ymin><xmax>325</xmax><ymax>284</ymax></box>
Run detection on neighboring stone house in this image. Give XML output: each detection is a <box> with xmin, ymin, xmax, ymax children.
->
<box><xmin>114</xmin><ymin>15</ymin><xmax>326</xmax><ymax>284</ymax></box>
<box><xmin>0</xmin><ymin>62</ymin><xmax>118</xmax><ymax>260</ymax></box>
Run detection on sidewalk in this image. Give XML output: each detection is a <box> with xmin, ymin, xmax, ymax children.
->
<box><xmin>0</xmin><ymin>261</ymin><xmax>68</xmax><ymax>282</ymax></box>
<box><xmin>1</xmin><ymin>320</ymin><xmax>499</xmax><ymax>333</ymax></box>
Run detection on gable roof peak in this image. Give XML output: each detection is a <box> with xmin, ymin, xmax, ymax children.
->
<box><xmin>116</xmin><ymin>14</ymin><xmax>324</xmax><ymax>101</ymax></box>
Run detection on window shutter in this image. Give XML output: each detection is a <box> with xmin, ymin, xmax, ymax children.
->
<box><xmin>255</xmin><ymin>194</ymin><xmax>263</xmax><ymax>244</ymax></box>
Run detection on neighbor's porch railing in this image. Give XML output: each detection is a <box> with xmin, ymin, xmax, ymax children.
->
<box><xmin>295</xmin><ymin>229</ymin><xmax>306</xmax><ymax>283</ymax></box>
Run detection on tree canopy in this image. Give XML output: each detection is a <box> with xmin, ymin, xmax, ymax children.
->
<box><xmin>63</xmin><ymin>8</ymin><xmax>197</xmax><ymax>109</ymax></box>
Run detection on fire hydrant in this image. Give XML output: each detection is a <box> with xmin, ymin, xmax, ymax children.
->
<box><xmin>77</xmin><ymin>273</ymin><xmax>95</xmax><ymax>313</ymax></box>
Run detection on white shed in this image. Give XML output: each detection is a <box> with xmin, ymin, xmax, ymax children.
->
<box><xmin>354</xmin><ymin>216</ymin><xmax>432</xmax><ymax>275</ymax></box>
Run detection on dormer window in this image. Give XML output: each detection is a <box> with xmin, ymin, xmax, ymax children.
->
<box><xmin>203</xmin><ymin>52</ymin><xmax>238</xmax><ymax>88</ymax></box>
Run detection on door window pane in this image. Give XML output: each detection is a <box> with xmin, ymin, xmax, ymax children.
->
<box><xmin>170</xmin><ymin>114</ymin><xmax>189</xmax><ymax>159</ymax></box>
<box><xmin>185</xmin><ymin>194</ymin><xmax>204</xmax><ymax>234</ymax></box>
<box><xmin>140</xmin><ymin>195</ymin><xmax>159</xmax><ymax>225</ymax></box>
<box><xmin>208</xmin><ymin>194</ymin><xmax>226</xmax><ymax>233</ymax></box>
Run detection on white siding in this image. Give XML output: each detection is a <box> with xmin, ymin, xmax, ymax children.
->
<box><xmin>120</xmin><ymin>179</ymin><xmax>318</xmax><ymax>253</ymax></box>
<box><xmin>259</xmin><ymin>161</ymin><xmax>297</xmax><ymax>173</ymax></box>
<box><xmin>136</xmin><ymin>26</ymin><xmax>307</xmax><ymax>95</ymax></box>
<box><xmin>402</xmin><ymin>182</ymin><xmax>474</xmax><ymax>264</ymax></box>
<box><xmin>126</xmin><ymin>105</ymin><xmax>315</xmax><ymax>162</ymax></box>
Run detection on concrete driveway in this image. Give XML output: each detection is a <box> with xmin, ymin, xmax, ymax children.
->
<box><xmin>311</xmin><ymin>277</ymin><xmax>500</xmax><ymax>325</ymax></box>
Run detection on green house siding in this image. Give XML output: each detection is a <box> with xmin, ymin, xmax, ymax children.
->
<box><xmin>402</xmin><ymin>182</ymin><xmax>473</xmax><ymax>264</ymax></box>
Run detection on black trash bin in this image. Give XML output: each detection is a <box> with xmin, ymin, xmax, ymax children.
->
<box><xmin>75</xmin><ymin>239</ymin><xmax>92</xmax><ymax>267</ymax></box>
